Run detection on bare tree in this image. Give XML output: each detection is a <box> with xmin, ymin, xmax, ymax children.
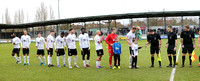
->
<box><xmin>49</xmin><ymin>5</ymin><xmax>56</xmax><ymax>30</ymax></box>
<box><xmin>35</xmin><ymin>2</ymin><xmax>48</xmax><ymax>37</ymax></box>
<box><xmin>14</xmin><ymin>9</ymin><xmax>24</xmax><ymax>24</ymax></box>
<box><xmin>5</xmin><ymin>8</ymin><xmax>11</xmax><ymax>24</ymax></box>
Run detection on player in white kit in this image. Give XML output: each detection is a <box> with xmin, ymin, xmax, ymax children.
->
<box><xmin>21</xmin><ymin>30</ymin><xmax>31</xmax><ymax>66</ymax></box>
<box><xmin>35</xmin><ymin>33</ymin><xmax>47</xmax><ymax>66</ymax></box>
<box><xmin>66</xmin><ymin>28</ymin><xmax>79</xmax><ymax>69</ymax></box>
<box><xmin>94</xmin><ymin>30</ymin><xmax>104</xmax><ymax>68</ymax></box>
<box><xmin>79</xmin><ymin>28</ymin><xmax>91</xmax><ymax>68</ymax></box>
<box><xmin>54</xmin><ymin>32</ymin><xmax>67</xmax><ymax>68</ymax></box>
<box><xmin>11</xmin><ymin>33</ymin><xmax>21</xmax><ymax>64</ymax></box>
<box><xmin>126</xmin><ymin>27</ymin><xmax>136</xmax><ymax>68</ymax></box>
<box><xmin>46</xmin><ymin>30</ymin><xmax>55</xmax><ymax>67</ymax></box>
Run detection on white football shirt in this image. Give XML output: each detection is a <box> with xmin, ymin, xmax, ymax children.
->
<box><xmin>47</xmin><ymin>35</ymin><xmax>54</xmax><ymax>48</ymax></box>
<box><xmin>78</xmin><ymin>33</ymin><xmax>90</xmax><ymax>50</ymax></box>
<box><xmin>94</xmin><ymin>35</ymin><xmax>103</xmax><ymax>50</ymax></box>
<box><xmin>66</xmin><ymin>34</ymin><xmax>76</xmax><ymax>49</ymax></box>
<box><xmin>21</xmin><ymin>35</ymin><xmax>31</xmax><ymax>48</ymax></box>
<box><xmin>126</xmin><ymin>31</ymin><xmax>136</xmax><ymax>47</ymax></box>
<box><xmin>36</xmin><ymin>37</ymin><xmax>47</xmax><ymax>50</ymax></box>
<box><xmin>132</xmin><ymin>43</ymin><xmax>139</xmax><ymax>56</ymax></box>
<box><xmin>54</xmin><ymin>35</ymin><xmax>66</xmax><ymax>49</ymax></box>
<box><xmin>12</xmin><ymin>37</ymin><xmax>21</xmax><ymax>48</ymax></box>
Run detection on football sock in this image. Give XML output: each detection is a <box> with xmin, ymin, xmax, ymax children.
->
<box><xmin>86</xmin><ymin>60</ymin><xmax>89</xmax><ymax>65</ymax></box>
<box><xmin>68</xmin><ymin>56</ymin><xmax>72</xmax><ymax>66</ymax></box>
<box><xmin>109</xmin><ymin>56</ymin><xmax>112</xmax><ymax>66</ymax></box>
<box><xmin>23</xmin><ymin>56</ymin><xmax>26</xmax><ymax>63</ymax></box>
<box><xmin>168</xmin><ymin>56</ymin><xmax>172</xmax><ymax>65</ymax></box>
<box><xmin>83</xmin><ymin>60</ymin><xmax>86</xmax><ymax>66</ymax></box>
<box><xmin>99</xmin><ymin>61</ymin><xmax>101</xmax><ymax>66</ymax></box>
<box><xmin>74</xmin><ymin>56</ymin><xmax>78</xmax><ymax>65</ymax></box>
<box><xmin>57</xmin><ymin>56</ymin><xmax>59</xmax><ymax>65</ymax></box>
<box><xmin>96</xmin><ymin>61</ymin><xmax>98</xmax><ymax>66</ymax></box>
<box><xmin>129</xmin><ymin>56</ymin><xmax>132</xmax><ymax>66</ymax></box>
<box><xmin>189</xmin><ymin>56</ymin><xmax>192</xmax><ymax>65</ymax></box>
<box><xmin>18</xmin><ymin>57</ymin><xmax>21</xmax><ymax>62</ymax></box>
<box><xmin>13</xmin><ymin>55</ymin><xmax>18</xmax><ymax>61</ymax></box>
<box><xmin>173</xmin><ymin>56</ymin><xmax>176</xmax><ymax>65</ymax></box>
<box><xmin>62</xmin><ymin>55</ymin><xmax>65</xmax><ymax>64</ymax></box>
<box><xmin>27</xmin><ymin>56</ymin><xmax>29</xmax><ymax>63</ymax></box>
<box><xmin>151</xmin><ymin>57</ymin><xmax>154</xmax><ymax>66</ymax></box>
<box><xmin>182</xmin><ymin>56</ymin><xmax>185</xmax><ymax>65</ymax></box>
<box><xmin>42</xmin><ymin>57</ymin><xmax>46</xmax><ymax>63</ymax></box>
<box><xmin>37</xmin><ymin>56</ymin><xmax>42</xmax><ymax>63</ymax></box>
<box><xmin>50</xmin><ymin>57</ymin><xmax>52</xmax><ymax>64</ymax></box>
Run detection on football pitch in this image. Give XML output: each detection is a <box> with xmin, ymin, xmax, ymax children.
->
<box><xmin>0</xmin><ymin>39</ymin><xmax>200</xmax><ymax>81</ymax></box>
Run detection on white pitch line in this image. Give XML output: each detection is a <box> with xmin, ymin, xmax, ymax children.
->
<box><xmin>170</xmin><ymin>44</ymin><xmax>181</xmax><ymax>81</ymax></box>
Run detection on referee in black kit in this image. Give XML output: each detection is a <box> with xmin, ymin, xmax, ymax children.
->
<box><xmin>145</xmin><ymin>29</ymin><xmax>162</xmax><ymax>68</ymax></box>
<box><xmin>180</xmin><ymin>25</ymin><xmax>195</xmax><ymax>68</ymax></box>
<box><xmin>165</xmin><ymin>26</ymin><xmax>177</xmax><ymax>68</ymax></box>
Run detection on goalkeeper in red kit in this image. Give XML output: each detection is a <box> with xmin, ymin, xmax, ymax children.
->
<box><xmin>106</xmin><ymin>28</ymin><xmax>118</xmax><ymax>69</ymax></box>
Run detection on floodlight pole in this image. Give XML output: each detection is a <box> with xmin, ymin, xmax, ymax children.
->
<box><xmin>57</xmin><ymin>0</ymin><xmax>60</xmax><ymax>34</ymax></box>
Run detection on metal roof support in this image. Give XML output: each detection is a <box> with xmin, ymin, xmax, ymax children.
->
<box><xmin>108</xmin><ymin>20</ymin><xmax>111</xmax><ymax>33</ymax></box>
<box><xmin>147</xmin><ymin>17</ymin><xmax>150</xmax><ymax>32</ymax></box>
<box><xmin>199</xmin><ymin>16</ymin><xmax>200</xmax><ymax>28</ymax></box>
<box><xmin>32</xmin><ymin>27</ymin><xmax>34</xmax><ymax>38</ymax></box>
<box><xmin>130</xmin><ymin>18</ymin><xmax>133</xmax><ymax>28</ymax></box>
<box><xmin>99</xmin><ymin>21</ymin><xmax>101</xmax><ymax>30</ymax></box>
<box><xmin>84</xmin><ymin>22</ymin><xmax>86</xmax><ymax>29</ymax></box>
<box><xmin>181</xmin><ymin>16</ymin><xmax>184</xmax><ymax>29</ymax></box>
<box><xmin>114</xmin><ymin>20</ymin><xmax>116</xmax><ymax>28</ymax></box>
<box><xmin>70</xmin><ymin>24</ymin><xmax>72</xmax><ymax>28</ymax></box>
<box><xmin>56</xmin><ymin>24</ymin><xmax>59</xmax><ymax>35</ymax></box>
<box><xmin>164</xmin><ymin>17</ymin><xmax>167</xmax><ymax>31</ymax></box>
<box><xmin>44</xmin><ymin>26</ymin><xmax>46</xmax><ymax>37</ymax></box>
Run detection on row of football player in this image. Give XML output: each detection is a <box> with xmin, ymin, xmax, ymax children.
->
<box><xmin>12</xmin><ymin>28</ymin><xmax>118</xmax><ymax>69</ymax></box>
<box><xmin>11</xmin><ymin>25</ymin><xmax>200</xmax><ymax>69</ymax></box>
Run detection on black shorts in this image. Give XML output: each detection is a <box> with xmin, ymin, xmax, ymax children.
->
<box><xmin>37</xmin><ymin>50</ymin><xmax>45</xmax><ymax>55</ymax></box>
<box><xmin>57</xmin><ymin>49</ymin><xmax>65</xmax><ymax>56</ymax></box>
<box><xmin>23</xmin><ymin>48</ymin><xmax>29</xmax><ymax>54</ymax></box>
<box><xmin>68</xmin><ymin>49</ymin><xmax>77</xmax><ymax>56</ymax></box>
<box><xmin>129</xmin><ymin>47</ymin><xmax>132</xmax><ymax>55</ymax></box>
<box><xmin>150</xmin><ymin>46</ymin><xmax>159</xmax><ymax>54</ymax></box>
<box><xmin>48</xmin><ymin>48</ymin><xmax>53</xmax><ymax>55</ymax></box>
<box><xmin>96</xmin><ymin>49</ymin><xmax>104</xmax><ymax>56</ymax></box>
<box><xmin>182</xmin><ymin>44</ymin><xmax>193</xmax><ymax>54</ymax></box>
<box><xmin>81</xmin><ymin>48</ymin><xmax>90</xmax><ymax>55</ymax></box>
<box><xmin>167</xmin><ymin>45</ymin><xmax>176</xmax><ymax>54</ymax></box>
<box><xmin>12</xmin><ymin>48</ymin><xmax>20</xmax><ymax>54</ymax></box>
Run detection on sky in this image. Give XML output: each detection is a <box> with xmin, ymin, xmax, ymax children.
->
<box><xmin>0</xmin><ymin>0</ymin><xmax>200</xmax><ymax>24</ymax></box>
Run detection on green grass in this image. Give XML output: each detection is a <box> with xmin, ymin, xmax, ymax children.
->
<box><xmin>0</xmin><ymin>39</ymin><xmax>199</xmax><ymax>81</ymax></box>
